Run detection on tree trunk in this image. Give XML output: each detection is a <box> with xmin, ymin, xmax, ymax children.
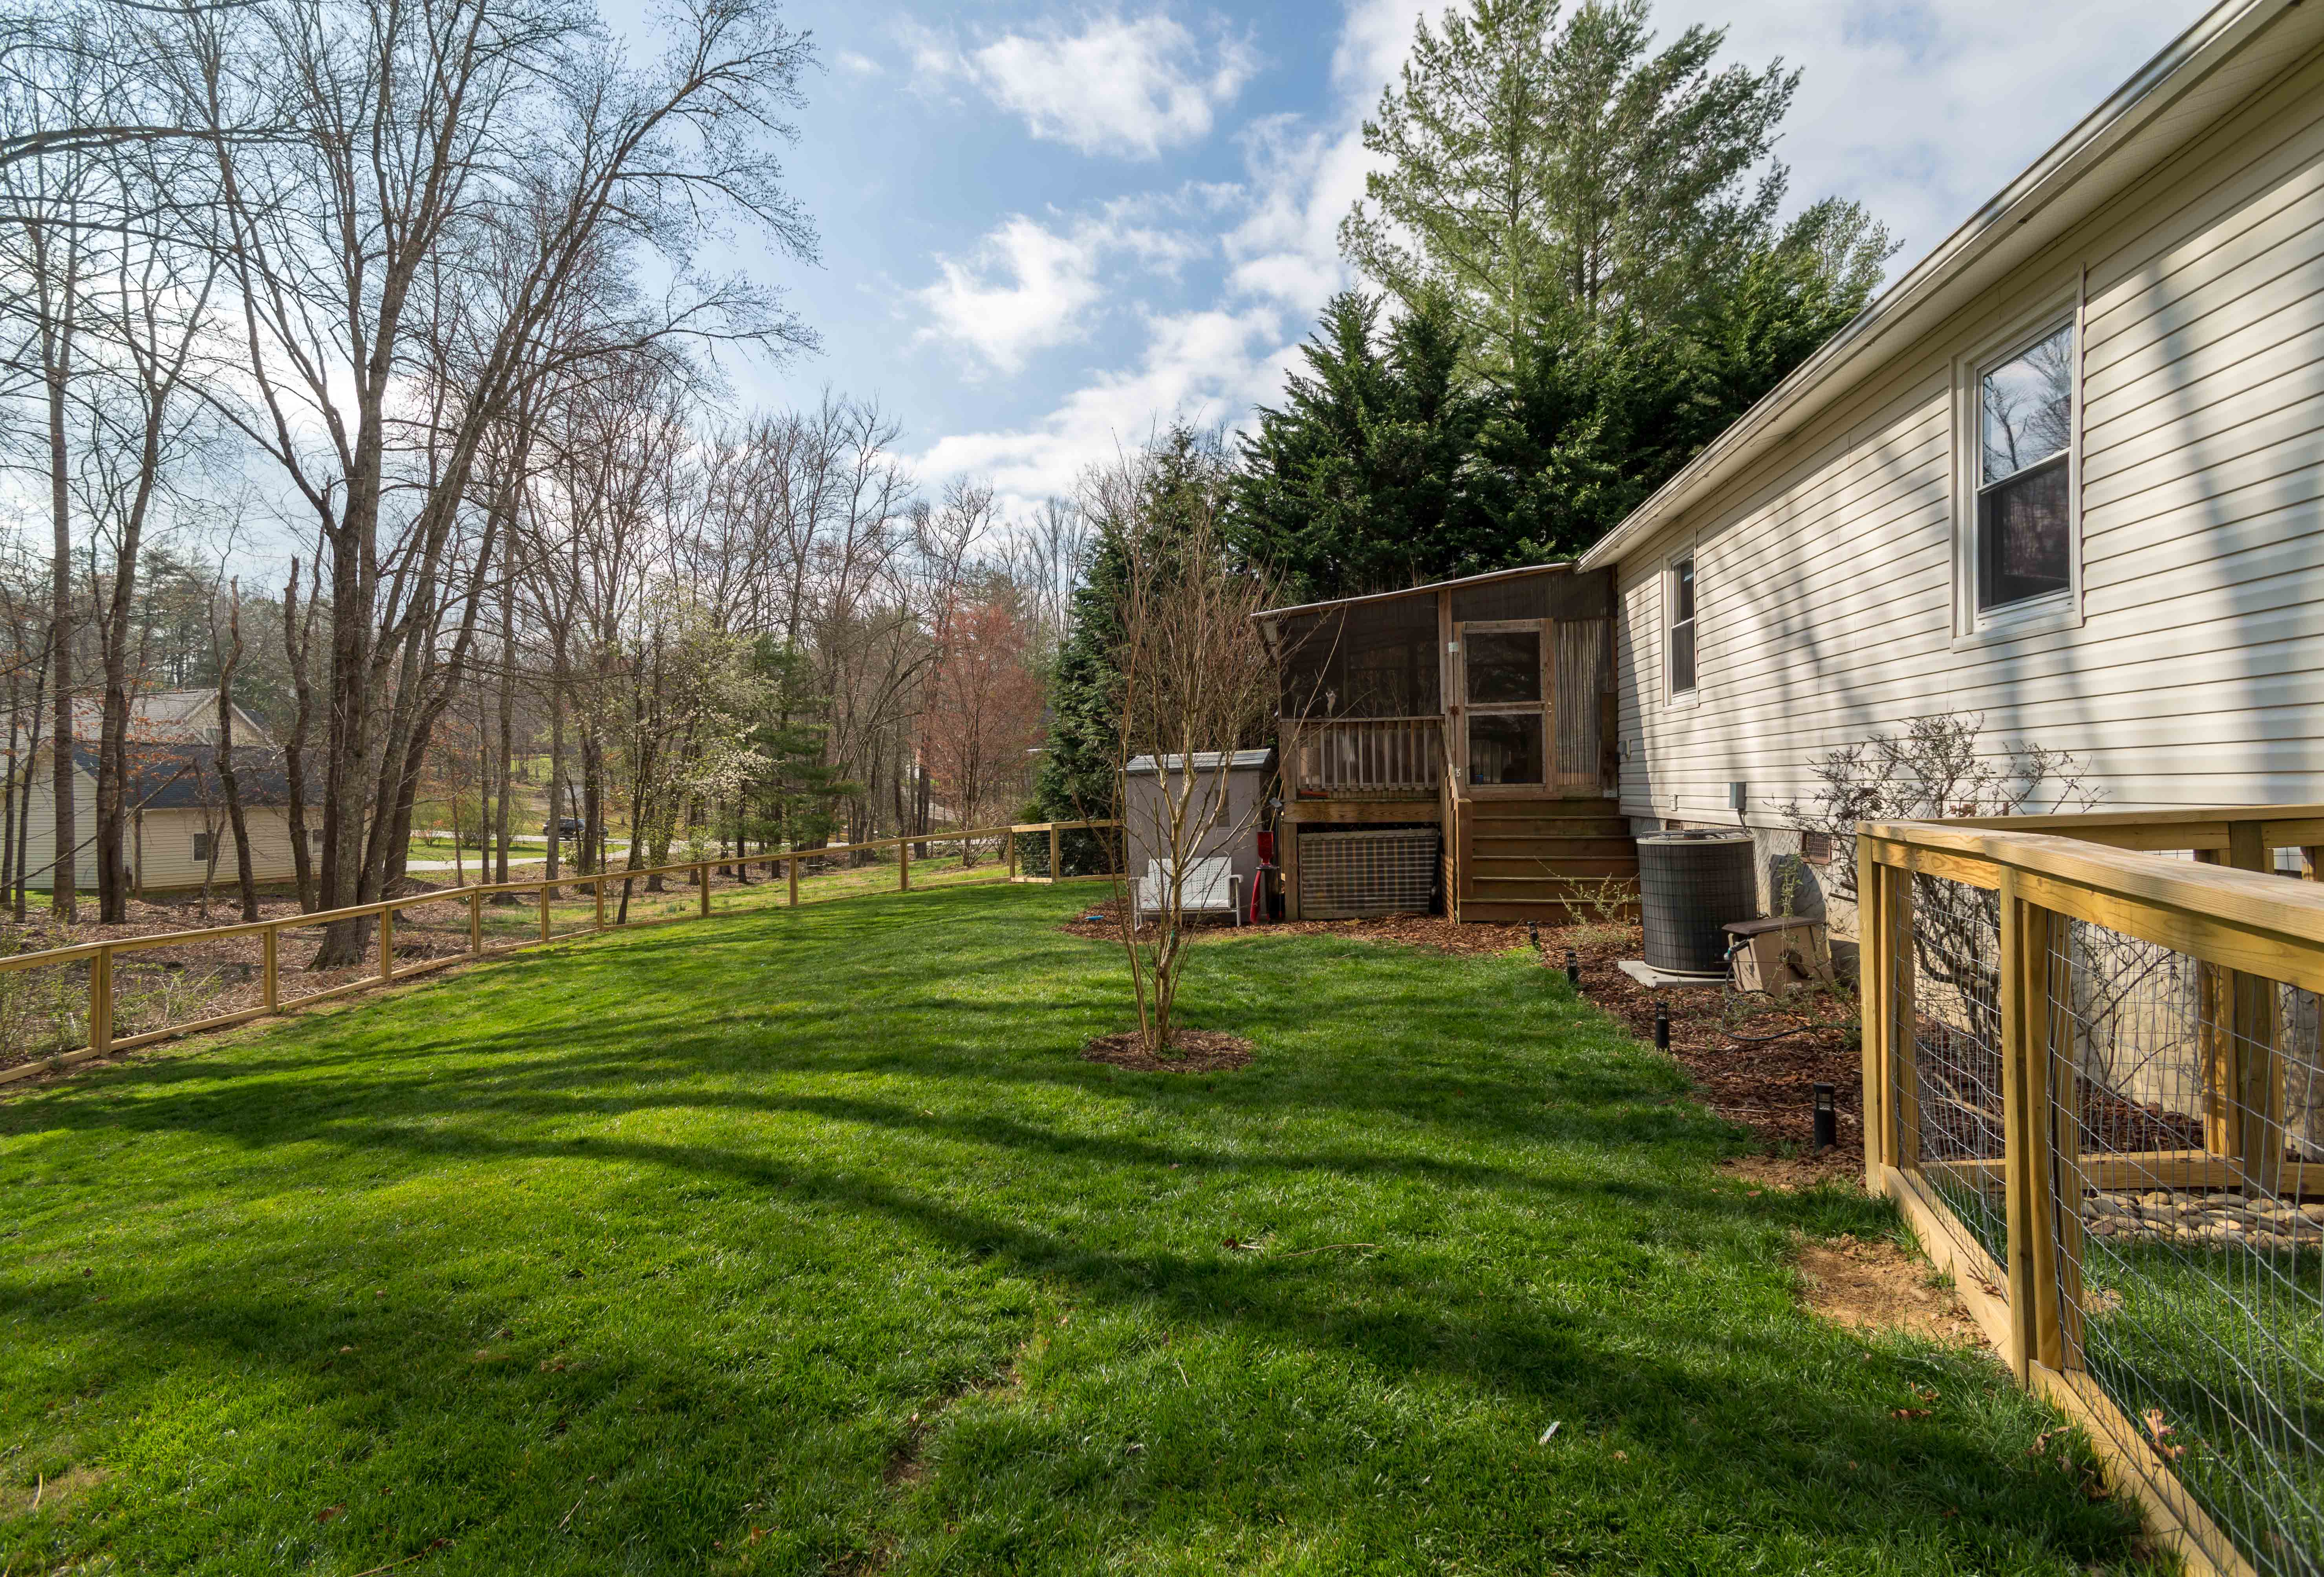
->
<box><xmin>42</xmin><ymin>244</ymin><xmax>76</xmax><ymax>923</ymax></box>
<box><xmin>215</xmin><ymin>587</ymin><xmax>260</xmax><ymax>922</ymax></box>
<box><xmin>492</xmin><ymin>580</ymin><xmax>517</xmax><ymax>904</ymax></box>
<box><xmin>282</xmin><ymin>559</ymin><xmax>318</xmax><ymax>913</ymax></box>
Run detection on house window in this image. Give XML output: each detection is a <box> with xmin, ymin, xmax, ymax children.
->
<box><xmin>1667</xmin><ymin>557</ymin><xmax>1696</xmax><ymax>695</ymax></box>
<box><xmin>193</xmin><ymin>833</ymin><xmax>212</xmax><ymax>863</ymax></box>
<box><xmin>1975</xmin><ymin>321</ymin><xmax>2074</xmax><ymax>612</ymax></box>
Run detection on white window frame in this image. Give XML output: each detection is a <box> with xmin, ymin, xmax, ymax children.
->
<box><xmin>1951</xmin><ymin>283</ymin><xmax>2086</xmax><ymax>644</ymax></box>
<box><xmin>1664</xmin><ymin>548</ymin><xmax>1700</xmax><ymax>706</ymax></box>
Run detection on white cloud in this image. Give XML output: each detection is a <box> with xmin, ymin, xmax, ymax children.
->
<box><xmin>919</xmin><ymin>306</ymin><xmax>1299</xmax><ymax>513</ymax></box>
<box><xmin>911</xmin><ymin>0</ymin><xmax>2200</xmax><ymax>511</ymax></box>
<box><xmin>834</xmin><ymin>49</ymin><xmax>882</xmax><ymax>76</ymax></box>
<box><xmin>915</xmin><ymin>216</ymin><xmax>1111</xmax><ymax>374</ymax></box>
<box><xmin>910</xmin><ymin>13</ymin><xmax>1259</xmax><ymax>159</ymax></box>
<box><xmin>913</xmin><ymin>199</ymin><xmax>1216</xmax><ymax>374</ymax></box>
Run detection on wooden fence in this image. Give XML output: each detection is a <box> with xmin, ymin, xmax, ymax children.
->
<box><xmin>0</xmin><ymin>820</ymin><xmax>1117</xmax><ymax>1088</ymax></box>
<box><xmin>1859</xmin><ymin>805</ymin><xmax>2324</xmax><ymax>1577</ymax></box>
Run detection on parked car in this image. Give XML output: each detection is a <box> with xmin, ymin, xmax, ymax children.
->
<box><xmin>543</xmin><ymin>817</ymin><xmax>585</xmax><ymax>838</ymax></box>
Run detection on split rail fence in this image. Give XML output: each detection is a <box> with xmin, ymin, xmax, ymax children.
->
<box><xmin>0</xmin><ymin>820</ymin><xmax>1116</xmax><ymax>1088</ymax></box>
<box><xmin>1860</xmin><ymin>806</ymin><xmax>2324</xmax><ymax>1577</ymax></box>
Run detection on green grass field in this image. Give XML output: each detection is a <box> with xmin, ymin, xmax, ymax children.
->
<box><xmin>0</xmin><ymin>885</ymin><xmax>2151</xmax><ymax>1574</ymax></box>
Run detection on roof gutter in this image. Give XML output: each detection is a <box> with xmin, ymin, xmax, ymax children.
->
<box><xmin>1578</xmin><ymin>0</ymin><xmax>2302</xmax><ymax>573</ymax></box>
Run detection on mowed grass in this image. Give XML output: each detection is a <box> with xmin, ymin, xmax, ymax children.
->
<box><xmin>0</xmin><ymin>885</ymin><xmax>2150</xmax><ymax>1574</ymax></box>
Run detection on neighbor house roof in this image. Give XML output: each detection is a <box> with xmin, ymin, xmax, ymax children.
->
<box><xmin>1577</xmin><ymin>0</ymin><xmax>2324</xmax><ymax>573</ymax></box>
<box><xmin>56</xmin><ymin>690</ymin><xmax>276</xmax><ymax>746</ymax></box>
<box><xmin>68</xmin><ymin>741</ymin><xmax>304</xmax><ymax>810</ymax></box>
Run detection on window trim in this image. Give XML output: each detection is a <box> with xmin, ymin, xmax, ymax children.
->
<box><xmin>1665</xmin><ymin>549</ymin><xmax>1699</xmax><ymax>705</ymax></box>
<box><xmin>1952</xmin><ymin>283</ymin><xmax>2086</xmax><ymax>644</ymax></box>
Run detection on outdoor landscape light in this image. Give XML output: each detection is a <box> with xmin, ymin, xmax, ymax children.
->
<box><xmin>1813</xmin><ymin>1083</ymin><xmax>1837</xmax><ymax>1153</ymax></box>
<box><xmin>1653</xmin><ymin>999</ymin><xmax>1670</xmax><ymax>1052</ymax></box>
<box><xmin>1565</xmin><ymin>947</ymin><xmax>1580</xmax><ymax>985</ymax></box>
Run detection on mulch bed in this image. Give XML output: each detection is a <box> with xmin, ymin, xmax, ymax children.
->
<box><xmin>1550</xmin><ymin>920</ymin><xmax>1864</xmax><ymax>1184</ymax></box>
<box><xmin>1080</xmin><ymin>1028</ymin><xmax>1255</xmax><ymax>1073</ymax></box>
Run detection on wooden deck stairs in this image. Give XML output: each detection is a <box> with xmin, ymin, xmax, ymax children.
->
<box><xmin>1455</xmin><ymin>798</ymin><xmax>1639</xmax><ymax>924</ymax></box>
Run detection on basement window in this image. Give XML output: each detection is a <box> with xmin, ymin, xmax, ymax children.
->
<box><xmin>1801</xmin><ymin>831</ymin><xmax>1833</xmax><ymax>866</ymax></box>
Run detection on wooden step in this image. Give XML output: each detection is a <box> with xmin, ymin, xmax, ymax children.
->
<box><xmin>1460</xmin><ymin>900</ymin><xmax>1642</xmax><ymax>925</ymax></box>
<box><xmin>1469</xmin><ymin>835</ymin><xmax>1638</xmax><ymax>860</ymax></box>
<box><xmin>1466</xmin><ymin>874</ymin><xmax>1640</xmax><ymax>901</ymax></box>
<box><xmin>1463</xmin><ymin>814</ymin><xmax>1630</xmax><ymax>838</ymax></box>
<box><xmin>1464</xmin><ymin>796</ymin><xmax>1621</xmax><ymax>817</ymax></box>
<box><xmin>1468</xmin><ymin>857</ymin><xmax>1638</xmax><ymax>882</ymax></box>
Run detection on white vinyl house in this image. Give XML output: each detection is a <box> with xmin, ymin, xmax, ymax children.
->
<box><xmin>1580</xmin><ymin>0</ymin><xmax>2324</xmax><ymax>928</ymax></box>
<box><xmin>5</xmin><ymin>690</ymin><xmax>310</xmax><ymax>896</ymax></box>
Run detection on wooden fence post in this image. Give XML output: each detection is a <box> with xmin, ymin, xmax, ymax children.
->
<box><xmin>262</xmin><ymin>926</ymin><xmax>280</xmax><ymax>1013</ymax></box>
<box><xmin>787</xmin><ymin>853</ymin><xmax>798</xmax><ymax>907</ymax></box>
<box><xmin>1049</xmin><ymin>824</ymin><xmax>1061</xmax><ymax>883</ymax></box>
<box><xmin>898</xmin><ymin>837</ymin><xmax>909</xmax><ymax>893</ymax></box>
<box><xmin>540</xmin><ymin>883</ymin><xmax>552</xmax><ymax>944</ymax></box>
<box><xmin>88</xmin><ymin>944</ymin><xmax>112</xmax><ymax>1057</ymax></box>
<box><xmin>1888</xmin><ymin>860</ymin><xmax>1919</xmax><ymax>1167</ymax></box>
<box><xmin>1857</xmin><ymin>837</ymin><xmax>1888</xmax><ymax>1184</ymax></box>
<box><xmin>698</xmin><ymin>864</ymin><xmax>711</xmax><ymax>918</ymax></box>
<box><xmin>379</xmin><ymin>906</ymin><xmax>395</xmax><ymax>983</ymax></box>
<box><xmin>2000</xmin><ymin>870</ymin><xmax>2036</xmax><ymax>1381</ymax></box>
<box><xmin>1006</xmin><ymin>831</ymin><xmax>1017</xmax><ymax>880</ymax></box>
<box><xmin>2045</xmin><ymin>925</ymin><xmax>2086</xmax><ymax>1373</ymax></box>
<box><xmin>594</xmin><ymin>875</ymin><xmax>606</xmax><ymax>931</ymax></box>
<box><xmin>468</xmin><ymin>889</ymin><xmax>483</xmax><ymax>956</ymax></box>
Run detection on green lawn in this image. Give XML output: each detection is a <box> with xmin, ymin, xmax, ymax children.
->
<box><xmin>0</xmin><ymin>885</ymin><xmax>2150</xmax><ymax>1574</ymax></box>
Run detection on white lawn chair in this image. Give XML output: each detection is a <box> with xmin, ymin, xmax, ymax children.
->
<box><xmin>1133</xmin><ymin>857</ymin><xmax>1242</xmax><ymax>929</ymax></box>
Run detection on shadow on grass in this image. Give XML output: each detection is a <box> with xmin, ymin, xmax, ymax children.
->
<box><xmin>0</xmin><ymin>884</ymin><xmax>2149</xmax><ymax>1573</ymax></box>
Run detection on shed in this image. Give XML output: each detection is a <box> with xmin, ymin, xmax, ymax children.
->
<box><xmin>1123</xmin><ymin>751</ymin><xmax>1274</xmax><ymax>901</ymax></box>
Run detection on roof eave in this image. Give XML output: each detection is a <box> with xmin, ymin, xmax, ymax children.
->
<box><xmin>1577</xmin><ymin>0</ymin><xmax>2307</xmax><ymax>573</ymax></box>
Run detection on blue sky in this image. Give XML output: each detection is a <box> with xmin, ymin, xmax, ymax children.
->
<box><xmin>670</xmin><ymin>0</ymin><xmax>2211</xmax><ymax>521</ymax></box>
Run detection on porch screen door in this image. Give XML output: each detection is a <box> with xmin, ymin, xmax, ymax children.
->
<box><xmin>1455</xmin><ymin>620</ymin><xmax>1549</xmax><ymax>792</ymax></box>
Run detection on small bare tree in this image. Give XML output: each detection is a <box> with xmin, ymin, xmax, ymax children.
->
<box><xmin>1085</xmin><ymin>434</ymin><xmax>1276</xmax><ymax>1057</ymax></box>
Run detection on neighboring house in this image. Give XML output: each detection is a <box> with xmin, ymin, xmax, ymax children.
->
<box><xmin>5</xmin><ymin>690</ymin><xmax>309</xmax><ymax>896</ymax></box>
<box><xmin>1254</xmin><ymin>563</ymin><xmax>1626</xmax><ymax>922</ymax></box>
<box><xmin>60</xmin><ymin>690</ymin><xmax>275</xmax><ymax>748</ymax></box>
<box><xmin>1577</xmin><ymin>0</ymin><xmax>2324</xmax><ymax>928</ymax></box>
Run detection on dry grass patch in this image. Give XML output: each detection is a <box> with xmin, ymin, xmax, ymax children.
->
<box><xmin>1796</xmin><ymin>1233</ymin><xmax>1986</xmax><ymax>1349</ymax></box>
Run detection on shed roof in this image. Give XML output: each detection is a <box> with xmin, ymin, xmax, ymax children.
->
<box><xmin>1252</xmin><ymin>562</ymin><xmax>1574</xmax><ymax>625</ymax></box>
<box><xmin>1125</xmin><ymin>750</ymin><xmax>1274</xmax><ymax>776</ymax></box>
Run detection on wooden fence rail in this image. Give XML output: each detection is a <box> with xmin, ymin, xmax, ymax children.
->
<box><xmin>0</xmin><ymin>820</ymin><xmax>1118</xmax><ymax>1087</ymax></box>
<box><xmin>1859</xmin><ymin>805</ymin><xmax>2324</xmax><ymax>1577</ymax></box>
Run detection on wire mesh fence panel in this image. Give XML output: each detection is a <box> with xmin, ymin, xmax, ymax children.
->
<box><xmin>389</xmin><ymin>896</ymin><xmax>473</xmax><ymax>971</ymax></box>
<box><xmin>608</xmin><ymin>872</ymin><xmax>696</xmax><ymax>927</ymax></box>
<box><xmin>2045</xmin><ymin>917</ymin><xmax>2324</xmax><ymax>1575</ymax></box>
<box><xmin>274</xmin><ymin>919</ymin><xmax>382</xmax><ymax>1010</ymax></box>
<box><xmin>108</xmin><ymin>929</ymin><xmax>267</xmax><ymax>1042</ymax></box>
<box><xmin>541</xmin><ymin>882</ymin><xmax>599</xmax><ymax>941</ymax></box>
<box><xmin>1899</xmin><ymin>871</ymin><xmax>2011</xmax><ymax>1266</ymax></box>
<box><xmin>1</xmin><ymin>936</ymin><xmax>89</xmax><ymax>1067</ymax></box>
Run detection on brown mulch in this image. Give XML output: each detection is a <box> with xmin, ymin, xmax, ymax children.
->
<box><xmin>1551</xmin><ymin>920</ymin><xmax>1864</xmax><ymax>1184</ymax></box>
<box><xmin>1794</xmin><ymin>1233</ymin><xmax>1986</xmax><ymax>1347</ymax></box>
<box><xmin>1080</xmin><ymin>1028</ymin><xmax>1255</xmax><ymax>1073</ymax></box>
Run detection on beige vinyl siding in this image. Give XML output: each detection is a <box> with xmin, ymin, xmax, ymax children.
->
<box><xmin>132</xmin><ymin>806</ymin><xmax>300</xmax><ymax>892</ymax></box>
<box><xmin>13</xmin><ymin>756</ymin><xmax>302</xmax><ymax>892</ymax></box>
<box><xmin>15</xmin><ymin>763</ymin><xmax>99</xmax><ymax>892</ymax></box>
<box><xmin>1618</xmin><ymin>36</ymin><xmax>2324</xmax><ymax>827</ymax></box>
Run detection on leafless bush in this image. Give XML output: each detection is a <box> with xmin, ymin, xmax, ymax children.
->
<box><xmin>1081</xmin><ymin>438</ymin><xmax>1276</xmax><ymax>1056</ymax></box>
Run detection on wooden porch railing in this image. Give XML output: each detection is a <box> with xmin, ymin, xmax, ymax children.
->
<box><xmin>0</xmin><ymin>820</ymin><xmax>1117</xmax><ymax>1088</ymax></box>
<box><xmin>1858</xmin><ymin>805</ymin><xmax>2324</xmax><ymax>1577</ymax></box>
<box><xmin>1289</xmin><ymin>715</ymin><xmax>1443</xmax><ymax>798</ymax></box>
